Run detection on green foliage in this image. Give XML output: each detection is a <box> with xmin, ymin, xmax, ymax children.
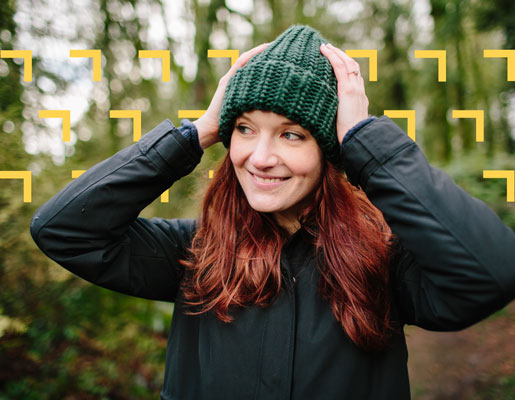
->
<box><xmin>472</xmin><ymin>376</ymin><xmax>515</xmax><ymax>400</ymax></box>
<box><xmin>1</xmin><ymin>0</ymin><xmax>514</xmax><ymax>398</ymax></box>
<box><xmin>1</xmin><ymin>275</ymin><xmax>170</xmax><ymax>399</ymax></box>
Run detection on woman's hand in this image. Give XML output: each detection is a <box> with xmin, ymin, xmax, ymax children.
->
<box><xmin>320</xmin><ymin>43</ymin><xmax>369</xmax><ymax>144</ymax></box>
<box><xmin>193</xmin><ymin>42</ymin><xmax>270</xmax><ymax>149</ymax></box>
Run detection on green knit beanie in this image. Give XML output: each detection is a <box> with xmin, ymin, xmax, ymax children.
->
<box><xmin>218</xmin><ymin>24</ymin><xmax>341</xmax><ymax>167</ymax></box>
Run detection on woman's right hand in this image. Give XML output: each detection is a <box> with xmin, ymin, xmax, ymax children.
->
<box><xmin>193</xmin><ymin>42</ymin><xmax>270</xmax><ymax>150</ymax></box>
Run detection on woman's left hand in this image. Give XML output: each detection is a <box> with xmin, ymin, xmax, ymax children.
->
<box><xmin>320</xmin><ymin>43</ymin><xmax>369</xmax><ymax>144</ymax></box>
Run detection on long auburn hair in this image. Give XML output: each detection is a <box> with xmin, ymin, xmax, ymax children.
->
<box><xmin>178</xmin><ymin>152</ymin><xmax>396</xmax><ymax>351</ymax></box>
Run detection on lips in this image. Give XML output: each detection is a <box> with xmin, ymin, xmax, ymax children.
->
<box><xmin>249</xmin><ymin>172</ymin><xmax>290</xmax><ymax>186</ymax></box>
<box><xmin>253</xmin><ymin>175</ymin><xmax>286</xmax><ymax>183</ymax></box>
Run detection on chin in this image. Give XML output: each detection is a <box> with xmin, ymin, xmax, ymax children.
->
<box><xmin>248</xmin><ymin>203</ymin><xmax>279</xmax><ymax>213</ymax></box>
<box><xmin>246</xmin><ymin>199</ymin><xmax>282</xmax><ymax>213</ymax></box>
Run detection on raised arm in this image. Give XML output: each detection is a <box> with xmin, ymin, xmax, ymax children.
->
<box><xmin>30</xmin><ymin>120</ymin><xmax>202</xmax><ymax>302</ymax></box>
<box><xmin>30</xmin><ymin>42</ymin><xmax>272</xmax><ymax>303</ymax></box>
<box><xmin>319</xmin><ymin>42</ymin><xmax>515</xmax><ymax>329</ymax></box>
<box><xmin>341</xmin><ymin>116</ymin><xmax>515</xmax><ymax>330</ymax></box>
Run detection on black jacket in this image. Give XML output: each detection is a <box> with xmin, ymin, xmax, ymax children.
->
<box><xmin>30</xmin><ymin>116</ymin><xmax>515</xmax><ymax>399</ymax></box>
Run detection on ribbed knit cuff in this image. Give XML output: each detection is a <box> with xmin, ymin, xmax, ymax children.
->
<box><xmin>340</xmin><ymin>116</ymin><xmax>377</xmax><ymax>147</ymax></box>
<box><xmin>179</xmin><ymin>119</ymin><xmax>204</xmax><ymax>157</ymax></box>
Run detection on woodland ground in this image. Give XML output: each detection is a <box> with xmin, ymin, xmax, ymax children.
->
<box><xmin>407</xmin><ymin>302</ymin><xmax>515</xmax><ymax>399</ymax></box>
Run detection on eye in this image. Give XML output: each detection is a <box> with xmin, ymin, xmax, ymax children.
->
<box><xmin>236</xmin><ymin>125</ymin><xmax>253</xmax><ymax>135</ymax></box>
<box><xmin>282</xmin><ymin>131</ymin><xmax>304</xmax><ymax>141</ymax></box>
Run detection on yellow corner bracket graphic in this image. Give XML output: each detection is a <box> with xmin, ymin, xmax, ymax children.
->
<box><xmin>0</xmin><ymin>171</ymin><xmax>32</xmax><ymax>202</ymax></box>
<box><xmin>138</xmin><ymin>50</ymin><xmax>171</xmax><ymax>82</ymax></box>
<box><xmin>0</xmin><ymin>50</ymin><xmax>32</xmax><ymax>82</ymax></box>
<box><xmin>178</xmin><ymin>110</ymin><xmax>206</xmax><ymax>119</ymax></box>
<box><xmin>71</xmin><ymin>170</ymin><xmax>86</xmax><ymax>178</ymax></box>
<box><xmin>344</xmin><ymin>50</ymin><xmax>377</xmax><ymax>81</ymax></box>
<box><xmin>160</xmin><ymin>190</ymin><xmax>169</xmax><ymax>203</ymax></box>
<box><xmin>39</xmin><ymin>110</ymin><xmax>71</xmax><ymax>142</ymax></box>
<box><xmin>109</xmin><ymin>110</ymin><xmax>142</xmax><ymax>142</ymax></box>
<box><xmin>483</xmin><ymin>50</ymin><xmax>515</xmax><ymax>81</ymax></box>
<box><xmin>414</xmin><ymin>50</ymin><xmax>446</xmax><ymax>82</ymax></box>
<box><xmin>178</xmin><ymin>51</ymin><xmax>240</xmax><ymax>121</ymax></box>
<box><xmin>208</xmin><ymin>49</ymin><xmax>240</xmax><ymax>67</ymax></box>
<box><xmin>384</xmin><ymin>110</ymin><xmax>416</xmax><ymax>141</ymax></box>
<box><xmin>452</xmin><ymin>110</ymin><xmax>484</xmax><ymax>142</ymax></box>
<box><xmin>69</xmin><ymin>50</ymin><xmax>102</xmax><ymax>81</ymax></box>
<box><xmin>483</xmin><ymin>170</ymin><xmax>515</xmax><ymax>202</ymax></box>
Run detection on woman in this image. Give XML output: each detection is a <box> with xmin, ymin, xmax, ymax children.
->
<box><xmin>30</xmin><ymin>25</ymin><xmax>515</xmax><ymax>400</ymax></box>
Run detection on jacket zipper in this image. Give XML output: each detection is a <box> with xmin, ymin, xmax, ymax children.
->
<box><xmin>285</xmin><ymin>268</ymin><xmax>296</xmax><ymax>399</ymax></box>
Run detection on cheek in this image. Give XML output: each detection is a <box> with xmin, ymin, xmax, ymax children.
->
<box><xmin>291</xmin><ymin>151</ymin><xmax>323</xmax><ymax>181</ymax></box>
<box><xmin>229</xmin><ymin>143</ymin><xmax>244</xmax><ymax>168</ymax></box>
<box><xmin>292</xmin><ymin>163</ymin><xmax>313</xmax><ymax>177</ymax></box>
<box><xmin>304</xmin><ymin>164</ymin><xmax>322</xmax><ymax>187</ymax></box>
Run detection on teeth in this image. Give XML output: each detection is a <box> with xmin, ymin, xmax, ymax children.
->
<box><xmin>253</xmin><ymin>174</ymin><xmax>285</xmax><ymax>183</ymax></box>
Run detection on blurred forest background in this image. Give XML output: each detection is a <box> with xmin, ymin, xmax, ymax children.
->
<box><xmin>0</xmin><ymin>0</ymin><xmax>514</xmax><ymax>398</ymax></box>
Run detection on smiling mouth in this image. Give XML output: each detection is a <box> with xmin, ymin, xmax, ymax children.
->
<box><xmin>250</xmin><ymin>172</ymin><xmax>290</xmax><ymax>183</ymax></box>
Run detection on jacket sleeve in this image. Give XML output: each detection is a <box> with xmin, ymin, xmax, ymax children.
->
<box><xmin>30</xmin><ymin>119</ymin><xmax>202</xmax><ymax>302</ymax></box>
<box><xmin>340</xmin><ymin>116</ymin><xmax>515</xmax><ymax>331</ymax></box>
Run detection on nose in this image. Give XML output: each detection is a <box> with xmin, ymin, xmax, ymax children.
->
<box><xmin>249</xmin><ymin>135</ymin><xmax>279</xmax><ymax>170</ymax></box>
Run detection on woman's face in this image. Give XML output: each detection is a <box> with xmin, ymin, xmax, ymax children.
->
<box><xmin>229</xmin><ymin>110</ymin><xmax>323</xmax><ymax>227</ymax></box>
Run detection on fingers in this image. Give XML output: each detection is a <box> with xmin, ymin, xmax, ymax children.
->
<box><xmin>239</xmin><ymin>42</ymin><xmax>270</xmax><ymax>65</ymax></box>
<box><xmin>205</xmin><ymin>43</ymin><xmax>270</xmax><ymax>129</ymax></box>
<box><xmin>320</xmin><ymin>43</ymin><xmax>364</xmax><ymax>93</ymax></box>
<box><xmin>319</xmin><ymin>42</ymin><xmax>370</xmax><ymax>138</ymax></box>
<box><xmin>320</xmin><ymin>44</ymin><xmax>361</xmax><ymax>78</ymax></box>
<box><xmin>225</xmin><ymin>42</ymin><xmax>270</xmax><ymax>79</ymax></box>
<box><xmin>327</xmin><ymin>43</ymin><xmax>361</xmax><ymax>75</ymax></box>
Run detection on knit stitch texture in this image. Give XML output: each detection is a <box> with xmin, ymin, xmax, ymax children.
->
<box><xmin>218</xmin><ymin>24</ymin><xmax>342</xmax><ymax>167</ymax></box>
